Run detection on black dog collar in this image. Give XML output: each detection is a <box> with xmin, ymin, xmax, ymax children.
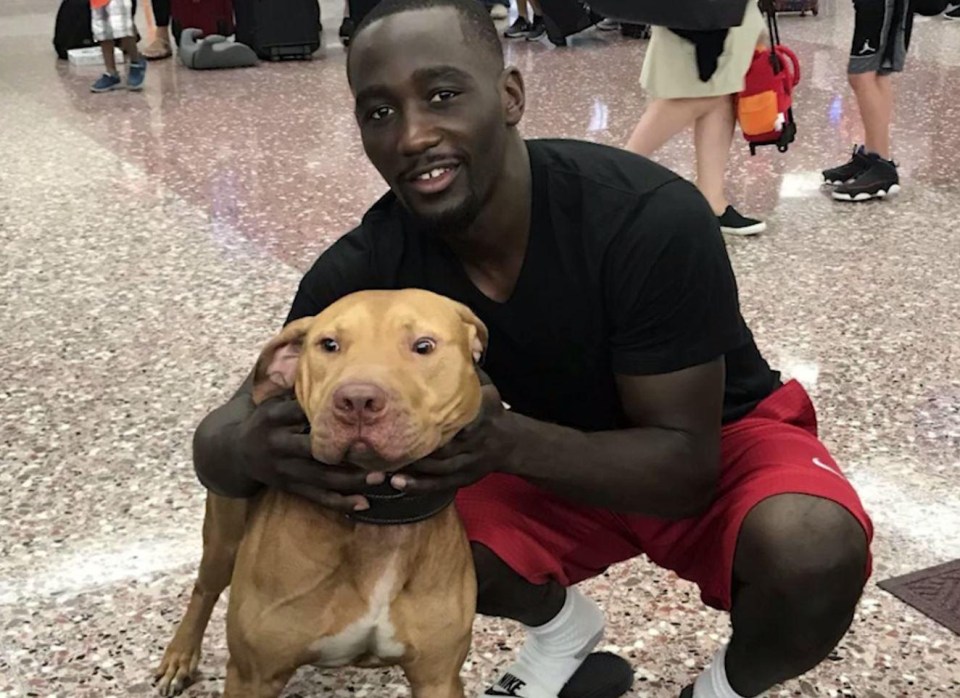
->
<box><xmin>347</xmin><ymin>479</ymin><xmax>456</xmax><ymax>525</ymax></box>
<box><xmin>298</xmin><ymin>426</ymin><xmax>455</xmax><ymax>525</ymax></box>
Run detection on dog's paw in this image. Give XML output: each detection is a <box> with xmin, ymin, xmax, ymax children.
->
<box><xmin>154</xmin><ymin>647</ymin><xmax>200</xmax><ymax>696</ymax></box>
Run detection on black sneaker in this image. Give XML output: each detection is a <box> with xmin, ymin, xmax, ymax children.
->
<box><xmin>557</xmin><ymin>652</ymin><xmax>634</xmax><ymax>698</ymax></box>
<box><xmin>679</xmin><ymin>686</ymin><xmax>694</xmax><ymax>698</ymax></box>
<box><xmin>822</xmin><ymin>145</ymin><xmax>871</xmax><ymax>185</ymax></box>
<box><xmin>944</xmin><ymin>2</ymin><xmax>960</xmax><ymax>19</ymax></box>
<box><xmin>526</xmin><ymin>15</ymin><xmax>546</xmax><ymax>40</ymax></box>
<box><xmin>504</xmin><ymin>16</ymin><xmax>532</xmax><ymax>38</ymax></box>
<box><xmin>832</xmin><ymin>154</ymin><xmax>900</xmax><ymax>201</ymax></box>
<box><xmin>718</xmin><ymin>206</ymin><xmax>766</xmax><ymax>236</ymax></box>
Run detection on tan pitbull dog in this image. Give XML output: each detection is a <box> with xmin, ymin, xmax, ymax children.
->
<box><xmin>155</xmin><ymin>289</ymin><xmax>487</xmax><ymax>698</ymax></box>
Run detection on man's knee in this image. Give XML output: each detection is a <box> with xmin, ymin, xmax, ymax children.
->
<box><xmin>471</xmin><ymin>543</ymin><xmax>565</xmax><ymax>624</ymax></box>
<box><xmin>736</xmin><ymin>494</ymin><xmax>869</xmax><ymax>610</ymax></box>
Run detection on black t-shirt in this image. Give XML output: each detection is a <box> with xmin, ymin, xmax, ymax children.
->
<box><xmin>286</xmin><ymin>139</ymin><xmax>780</xmax><ymax>428</ymax></box>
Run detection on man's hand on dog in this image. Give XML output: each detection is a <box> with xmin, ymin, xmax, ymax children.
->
<box><xmin>239</xmin><ymin>394</ymin><xmax>374</xmax><ymax>513</ymax></box>
<box><xmin>389</xmin><ymin>384</ymin><xmax>517</xmax><ymax>494</ymax></box>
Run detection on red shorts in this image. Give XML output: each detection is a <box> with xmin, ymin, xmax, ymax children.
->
<box><xmin>455</xmin><ymin>380</ymin><xmax>874</xmax><ymax>611</ymax></box>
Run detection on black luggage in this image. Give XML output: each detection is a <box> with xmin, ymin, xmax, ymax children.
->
<box><xmin>53</xmin><ymin>0</ymin><xmax>94</xmax><ymax>59</ymax></box>
<box><xmin>234</xmin><ymin>0</ymin><xmax>321</xmax><ymax>60</ymax></box>
<box><xmin>536</xmin><ymin>0</ymin><xmax>601</xmax><ymax>46</ymax></box>
<box><xmin>774</xmin><ymin>0</ymin><xmax>819</xmax><ymax>16</ymax></box>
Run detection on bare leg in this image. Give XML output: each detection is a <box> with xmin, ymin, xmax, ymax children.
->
<box><xmin>693</xmin><ymin>95</ymin><xmax>737</xmax><ymax>215</ymax></box>
<box><xmin>517</xmin><ymin>0</ymin><xmax>529</xmax><ymax>18</ymax></box>
<box><xmin>120</xmin><ymin>35</ymin><xmax>140</xmax><ymax>63</ymax></box>
<box><xmin>101</xmin><ymin>39</ymin><xmax>118</xmax><ymax>74</ymax></box>
<box><xmin>849</xmin><ymin>72</ymin><xmax>893</xmax><ymax>159</ymax></box>
<box><xmin>625</xmin><ymin>97</ymin><xmax>715</xmax><ymax>157</ymax></box>
<box><xmin>724</xmin><ymin>495</ymin><xmax>868</xmax><ymax>696</ymax></box>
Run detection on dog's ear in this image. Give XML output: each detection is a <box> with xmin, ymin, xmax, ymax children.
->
<box><xmin>451</xmin><ymin>301</ymin><xmax>488</xmax><ymax>365</ymax></box>
<box><xmin>251</xmin><ymin>316</ymin><xmax>315</xmax><ymax>405</ymax></box>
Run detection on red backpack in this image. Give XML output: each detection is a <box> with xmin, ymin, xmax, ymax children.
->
<box><xmin>737</xmin><ymin>11</ymin><xmax>800</xmax><ymax>155</ymax></box>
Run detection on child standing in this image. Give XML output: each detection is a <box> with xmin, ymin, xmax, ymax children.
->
<box><xmin>90</xmin><ymin>0</ymin><xmax>147</xmax><ymax>92</ymax></box>
<box><xmin>822</xmin><ymin>0</ymin><xmax>912</xmax><ymax>201</ymax></box>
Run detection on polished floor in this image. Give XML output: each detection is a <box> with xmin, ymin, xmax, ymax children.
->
<box><xmin>1</xmin><ymin>0</ymin><xmax>959</xmax><ymax>696</ymax></box>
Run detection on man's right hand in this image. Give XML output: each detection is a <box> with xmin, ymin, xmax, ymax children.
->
<box><xmin>234</xmin><ymin>395</ymin><xmax>373</xmax><ymax>513</ymax></box>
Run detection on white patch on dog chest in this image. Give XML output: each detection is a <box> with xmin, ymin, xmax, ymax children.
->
<box><xmin>307</xmin><ymin>555</ymin><xmax>406</xmax><ymax>667</ymax></box>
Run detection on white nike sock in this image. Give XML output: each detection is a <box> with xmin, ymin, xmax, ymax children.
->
<box><xmin>484</xmin><ymin>587</ymin><xmax>605</xmax><ymax>698</ymax></box>
<box><xmin>693</xmin><ymin>645</ymin><xmax>763</xmax><ymax>698</ymax></box>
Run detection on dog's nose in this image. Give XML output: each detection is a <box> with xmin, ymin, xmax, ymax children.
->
<box><xmin>333</xmin><ymin>383</ymin><xmax>387</xmax><ymax>422</ymax></box>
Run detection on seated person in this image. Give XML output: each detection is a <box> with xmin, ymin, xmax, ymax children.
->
<box><xmin>194</xmin><ymin>1</ymin><xmax>873</xmax><ymax>697</ymax></box>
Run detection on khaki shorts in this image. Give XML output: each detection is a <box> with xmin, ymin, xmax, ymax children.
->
<box><xmin>91</xmin><ymin>0</ymin><xmax>136</xmax><ymax>42</ymax></box>
<box><xmin>640</xmin><ymin>3</ymin><xmax>766</xmax><ymax>99</ymax></box>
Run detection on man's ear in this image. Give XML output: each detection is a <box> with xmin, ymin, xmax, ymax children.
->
<box><xmin>501</xmin><ymin>66</ymin><xmax>525</xmax><ymax>128</ymax></box>
<box><xmin>251</xmin><ymin>316</ymin><xmax>315</xmax><ymax>405</ymax></box>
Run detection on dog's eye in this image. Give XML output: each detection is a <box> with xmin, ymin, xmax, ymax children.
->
<box><xmin>320</xmin><ymin>338</ymin><xmax>340</xmax><ymax>353</ymax></box>
<box><xmin>412</xmin><ymin>338</ymin><xmax>436</xmax><ymax>355</ymax></box>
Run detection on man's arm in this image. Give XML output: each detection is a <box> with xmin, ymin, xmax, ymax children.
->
<box><xmin>500</xmin><ymin>358</ymin><xmax>725</xmax><ymax>518</ymax></box>
<box><xmin>193</xmin><ymin>373</ymin><xmax>262</xmax><ymax>497</ymax></box>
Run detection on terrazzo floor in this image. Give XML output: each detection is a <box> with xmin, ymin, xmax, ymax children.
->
<box><xmin>1</xmin><ymin>1</ymin><xmax>958</xmax><ymax>696</ymax></box>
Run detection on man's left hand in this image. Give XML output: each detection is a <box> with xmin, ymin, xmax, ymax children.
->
<box><xmin>389</xmin><ymin>384</ymin><xmax>517</xmax><ymax>494</ymax></box>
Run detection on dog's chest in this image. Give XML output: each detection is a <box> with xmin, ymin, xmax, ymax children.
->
<box><xmin>307</xmin><ymin>554</ymin><xmax>406</xmax><ymax>667</ymax></box>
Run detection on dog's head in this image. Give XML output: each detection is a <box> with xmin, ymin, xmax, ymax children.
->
<box><xmin>253</xmin><ymin>289</ymin><xmax>487</xmax><ymax>470</ymax></box>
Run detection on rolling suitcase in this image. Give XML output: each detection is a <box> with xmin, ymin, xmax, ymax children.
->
<box><xmin>774</xmin><ymin>0</ymin><xmax>819</xmax><ymax>16</ymax></box>
<box><xmin>536</xmin><ymin>0</ymin><xmax>601</xmax><ymax>46</ymax></box>
<box><xmin>171</xmin><ymin>0</ymin><xmax>235</xmax><ymax>43</ymax></box>
<box><xmin>737</xmin><ymin>9</ymin><xmax>800</xmax><ymax>155</ymax></box>
<box><xmin>234</xmin><ymin>0</ymin><xmax>321</xmax><ymax>60</ymax></box>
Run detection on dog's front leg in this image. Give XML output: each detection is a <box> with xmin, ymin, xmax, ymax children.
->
<box><xmin>155</xmin><ymin>494</ymin><xmax>248</xmax><ymax>696</ymax></box>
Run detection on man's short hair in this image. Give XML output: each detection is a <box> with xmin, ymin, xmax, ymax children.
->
<box><xmin>347</xmin><ymin>0</ymin><xmax>505</xmax><ymax>77</ymax></box>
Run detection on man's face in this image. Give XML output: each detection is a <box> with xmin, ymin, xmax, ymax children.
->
<box><xmin>348</xmin><ymin>8</ymin><xmax>519</xmax><ymax>236</ymax></box>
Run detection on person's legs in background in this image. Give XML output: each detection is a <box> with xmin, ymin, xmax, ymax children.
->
<box><xmin>504</xmin><ymin>0</ymin><xmax>545</xmax><ymax>39</ymax></box>
<box><xmin>626</xmin><ymin>95</ymin><xmax>766</xmax><ymax>235</ymax></box>
<box><xmin>824</xmin><ymin>0</ymin><xmax>908</xmax><ymax>201</ymax></box>
<box><xmin>122</xmin><ymin>33</ymin><xmax>147</xmax><ymax>89</ymax></box>
<box><xmin>504</xmin><ymin>0</ymin><xmax>531</xmax><ymax>37</ymax></box>
<box><xmin>849</xmin><ymin>72</ymin><xmax>893</xmax><ymax>159</ymax></box>
<box><xmin>694</xmin><ymin>95</ymin><xmax>767</xmax><ymax>235</ymax></box>
<box><xmin>142</xmin><ymin>0</ymin><xmax>172</xmax><ymax>60</ymax></box>
<box><xmin>92</xmin><ymin>37</ymin><xmax>124</xmax><ymax>92</ymax></box>
<box><xmin>91</xmin><ymin>0</ymin><xmax>145</xmax><ymax>91</ymax></box>
<box><xmin>340</xmin><ymin>0</ymin><xmax>355</xmax><ymax>44</ymax></box>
